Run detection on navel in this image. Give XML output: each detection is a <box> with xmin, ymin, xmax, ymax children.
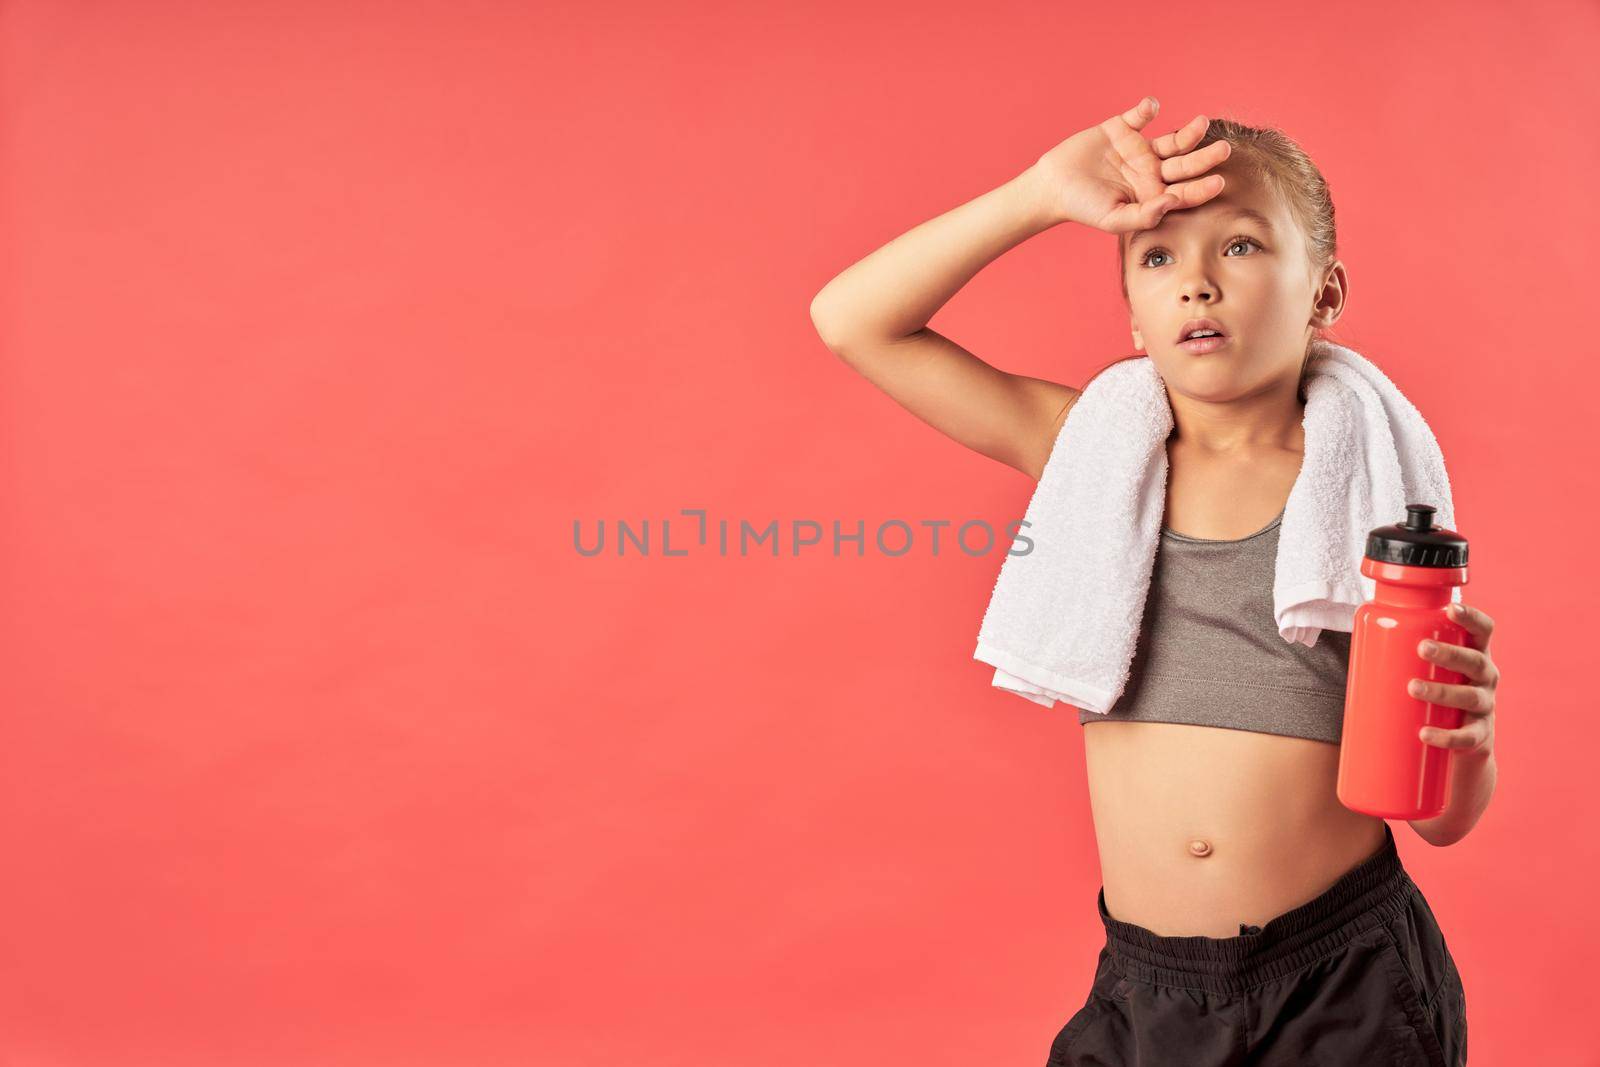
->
<box><xmin>1188</xmin><ymin>838</ymin><xmax>1213</xmax><ymax>857</ymax></box>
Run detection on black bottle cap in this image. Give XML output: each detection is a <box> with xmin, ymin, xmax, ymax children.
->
<box><xmin>1364</xmin><ymin>504</ymin><xmax>1469</xmax><ymax>568</ymax></box>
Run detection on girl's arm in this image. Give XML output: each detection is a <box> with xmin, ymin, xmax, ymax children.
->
<box><xmin>809</xmin><ymin>96</ymin><xmax>1232</xmax><ymax>483</ymax></box>
<box><xmin>809</xmin><ymin>167</ymin><xmax>1077</xmax><ymax>482</ymax></box>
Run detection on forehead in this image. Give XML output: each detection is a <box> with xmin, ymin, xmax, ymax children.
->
<box><xmin>1127</xmin><ymin>194</ymin><xmax>1284</xmax><ymax>248</ymax></box>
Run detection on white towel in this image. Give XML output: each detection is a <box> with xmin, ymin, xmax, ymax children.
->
<box><xmin>973</xmin><ymin>338</ymin><xmax>1460</xmax><ymax>714</ymax></box>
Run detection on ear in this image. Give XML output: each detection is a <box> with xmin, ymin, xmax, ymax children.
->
<box><xmin>1311</xmin><ymin>260</ymin><xmax>1349</xmax><ymax>331</ymax></box>
<box><xmin>1131</xmin><ymin>320</ymin><xmax>1145</xmax><ymax>352</ymax></box>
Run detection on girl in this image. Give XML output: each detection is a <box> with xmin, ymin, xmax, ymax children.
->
<box><xmin>809</xmin><ymin>97</ymin><xmax>1498</xmax><ymax>1065</ymax></box>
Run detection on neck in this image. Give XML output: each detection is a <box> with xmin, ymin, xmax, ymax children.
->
<box><xmin>1166</xmin><ymin>380</ymin><xmax>1306</xmax><ymax>455</ymax></box>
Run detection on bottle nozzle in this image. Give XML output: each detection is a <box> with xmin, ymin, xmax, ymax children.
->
<box><xmin>1404</xmin><ymin>504</ymin><xmax>1436</xmax><ymax>531</ymax></box>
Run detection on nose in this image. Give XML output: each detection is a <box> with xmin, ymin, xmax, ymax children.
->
<box><xmin>1179</xmin><ymin>271</ymin><xmax>1217</xmax><ymax>304</ymax></box>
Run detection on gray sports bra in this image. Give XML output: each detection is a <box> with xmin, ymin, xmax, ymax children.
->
<box><xmin>1076</xmin><ymin>507</ymin><xmax>1352</xmax><ymax>744</ymax></box>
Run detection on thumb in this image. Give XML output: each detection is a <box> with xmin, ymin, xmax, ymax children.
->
<box><xmin>1147</xmin><ymin>194</ymin><xmax>1179</xmax><ymax>227</ymax></box>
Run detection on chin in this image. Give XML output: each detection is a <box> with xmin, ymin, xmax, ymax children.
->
<box><xmin>1163</xmin><ymin>363</ymin><xmax>1251</xmax><ymax>398</ymax></box>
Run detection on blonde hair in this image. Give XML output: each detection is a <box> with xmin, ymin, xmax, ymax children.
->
<box><xmin>1109</xmin><ymin>117</ymin><xmax>1341</xmax><ymax>404</ymax></box>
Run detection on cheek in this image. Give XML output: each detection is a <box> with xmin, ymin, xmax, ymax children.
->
<box><xmin>1223</xmin><ymin>269</ymin><xmax>1307</xmax><ymax>317</ymax></box>
<box><xmin>1258</xmin><ymin>274</ymin><xmax>1318</xmax><ymax>321</ymax></box>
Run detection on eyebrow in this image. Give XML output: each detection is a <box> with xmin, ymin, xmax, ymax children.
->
<box><xmin>1130</xmin><ymin>207</ymin><xmax>1276</xmax><ymax>247</ymax></box>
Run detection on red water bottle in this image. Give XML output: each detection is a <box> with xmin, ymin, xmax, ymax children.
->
<box><xmin>1336</xmin><ymin>504</ymin><xmax>1470</xmax><ymax>820</ymax></box>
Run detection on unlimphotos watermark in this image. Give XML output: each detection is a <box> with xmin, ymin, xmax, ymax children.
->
<box><xmin>574</xmin><ymin>509</ymin><xmax>1034</xmax><ymax>557</ymax></box>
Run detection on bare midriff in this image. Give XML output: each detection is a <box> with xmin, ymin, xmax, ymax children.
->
<box><xmin>1082</xmin><ymin>719</ymin><xmax>1388</xmax><ymax>938</ymax></box>
<box><xmin>1078</xmin><ymin>415</ymin><xmax>1391</xmax><ymax>937</ymax></box>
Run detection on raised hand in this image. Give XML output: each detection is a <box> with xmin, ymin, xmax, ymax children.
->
<box><xmin>1030</xmin><ymin>96</ymin><xmax>1233</xmax><ymax>235</ymax></box>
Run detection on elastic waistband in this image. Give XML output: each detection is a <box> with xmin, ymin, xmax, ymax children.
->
<box><xmin>1097</xmin><ymin>822</ymin><xmax>1411</xmax><ymax>994</ymax></box>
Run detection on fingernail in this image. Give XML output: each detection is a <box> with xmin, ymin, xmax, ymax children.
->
<box><xmin>1408</xmin><ymin>680</ymin><xmax>1425</xmax><ymax>696</ymax></box>
<box><xmin>1420</xmin><ymin>640</ymin><xmax>1436</xmax><ymax>655</ymax></box>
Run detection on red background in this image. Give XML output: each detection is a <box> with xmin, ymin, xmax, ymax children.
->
<box><xmin>2</xmin><ymin>1</ymin><xmax>1594</xmax><ymax>1063</ymax></box>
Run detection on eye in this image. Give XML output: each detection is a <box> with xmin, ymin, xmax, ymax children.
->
<box><xmin>1138</xmin><ymin>234</ymin><xmax>1262</xmax><ymax>269</ymax></box>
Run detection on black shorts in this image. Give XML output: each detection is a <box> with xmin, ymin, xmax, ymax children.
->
<box><xmin>1046</xmin><ymin>823</ymin><xmax>1468</xmax><ymax>1066</ymax></box>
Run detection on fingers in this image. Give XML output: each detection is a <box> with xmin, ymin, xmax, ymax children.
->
<box><xmin>1407</xmin><ymin>675</ymin><xmax>1494</xmax><ymax>715</ymax></box>
<box><xmin>1158</xmin><ymin>173</ymin><xmax>1226</xmax><ymax>213</ymax></box>
<box><xmin>1139</xmin><ymin>194</ymin><xmax>1179</xmax><ymax>230</ymax></box>
<box><xmin>1419</xmin><ymin>721</ymin><xmax>1491</xmax><ymax>754</ymax></box>
<box><xmin>1120</xmin><ymin>96</ymin><xmax>1161</xmax><ymax>132</ymax></box>
<box><xmin>1104</xmin><ymin>195</ymin><xmax>1176</xmax><ymax>235</ymax></box>
<box><xmin>1416</xmin><ymin>637</ymin><xmax>1496</xmax><ymax>687</ymax></box>
<box><xmin>1150</xmin><ymin>114</ymin><xmax>1209</xmax><ymax>159</ymax></box>
<box><xmin>1448</xmin><ymin>602</ymin><xmax>1495</xmax><ymax>649</ymax></box>
<box><xmin>1119</xmin><ymin>175</ymin><xmax>1222</xmax><ymax>234</ymax></box>
<box><xmin>1160</xmin><ymin>138</ymin><xmax>1231</xmax><ymax>183</ymax></box>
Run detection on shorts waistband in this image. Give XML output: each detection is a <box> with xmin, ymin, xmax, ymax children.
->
<box><xmin>1096</xmin><ymin>822</ymin><xmax>1412</xmax><ymax>993</ymax></box>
